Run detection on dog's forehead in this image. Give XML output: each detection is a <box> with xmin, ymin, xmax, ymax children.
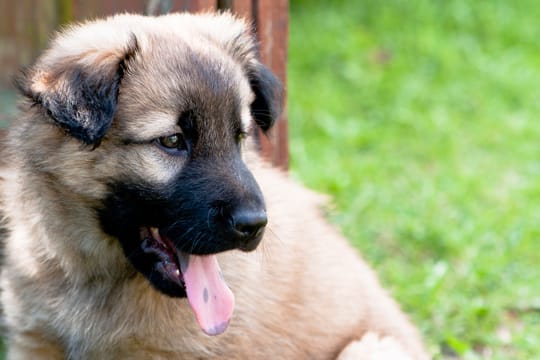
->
<box><xmin>116</xmin><ymin>36</ymin><xmax>253</xmax><ymax>141</ymax></box>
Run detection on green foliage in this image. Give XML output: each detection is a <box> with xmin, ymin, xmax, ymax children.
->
<box><xmin>289</xmin><ymin>0</ymin><xmax>540</xmax><ymax>358</ymax></box>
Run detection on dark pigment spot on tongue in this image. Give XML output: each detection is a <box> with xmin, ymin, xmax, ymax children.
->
<box><xmin>203</xmin><ymin>287</ymin><xmax>209</xmax><ymax>304</ymax></box>
<box><xmin>206</xmin><ymin>321</ymin><xmax>230</xmax><ymax>336</ymax></box>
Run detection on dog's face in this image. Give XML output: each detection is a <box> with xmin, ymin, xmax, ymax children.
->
<box><xmin>15</xmin><ymin>13</ymin><xmax>282</xmax><ymax>333</ymax></box>
<box><xmin>98</xmin><ymin>36</ymin><xmax>275</xmax><ymax>298</ymax></box>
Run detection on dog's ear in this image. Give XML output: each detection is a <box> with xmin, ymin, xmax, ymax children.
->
<box><xmin>16</xmin><ymin>34</ymin><xmax>138</xmax><ymax>145</ymax></box>
<box><xmin>248</xmin><ymin>63</ymin><xmax>283</xmax><ymax>133</ymax></box>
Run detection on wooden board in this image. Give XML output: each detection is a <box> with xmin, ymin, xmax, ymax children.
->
<box><xmin>254</xmin><ymin>0</ymin><xmax>289</xmax><ymax>169</ymax></box>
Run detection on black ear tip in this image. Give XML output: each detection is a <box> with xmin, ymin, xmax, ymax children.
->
<box><xmin>251</xmin><ymin>86</ymin><xmax>279</xmax><ymax>132</ymax></box>
<box><xmin>64</xmin><ymin>118</ymin><xmax>110</xmax><ymax>146</ymax></box>
<box><xmin>249</xmin><ymin>64</ymin><xmax>283</xmax><ymax>133</ymax></box>
<box><xmin>257</xmin><ymin>118</ymin><xmax>273</xmax><ymax>133</ymax></box>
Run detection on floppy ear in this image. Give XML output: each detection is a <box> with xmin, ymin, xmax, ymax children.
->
<box><xmin>17</xmin><ymin>35</ymin><xmax>138</xmax><ymax>145</ymax></box>
<box><xmin>248</xmin><ymin>63</ymin><xmax>283</xmax><ymax>133</ymax></box>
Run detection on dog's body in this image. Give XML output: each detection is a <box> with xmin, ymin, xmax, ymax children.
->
<box><xmin>0</xmin><ymin>13</ymin><xmax>428</xmax><ymax>359</ymax></box>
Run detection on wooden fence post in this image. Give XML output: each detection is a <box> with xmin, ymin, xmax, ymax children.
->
<box><xmin>252</xmin><ymin>0</ymin><xmax>289</xmax><ymax>169</ymax></box>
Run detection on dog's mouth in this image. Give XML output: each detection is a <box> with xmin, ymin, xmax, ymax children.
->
<box><xmin>140</xmin><ymin>227</ymin><xmax>235</xmax><ymax>336</ymax></box>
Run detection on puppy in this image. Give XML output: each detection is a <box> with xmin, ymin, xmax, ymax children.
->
<box><xmin>0</xmin><ymin>13</ymin><xmax>429</xmax><ymax>359</ymax></box>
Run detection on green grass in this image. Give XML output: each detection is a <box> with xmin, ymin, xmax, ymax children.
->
<box><xmin>288</xmin><ymin>1</ymin><xmax>540</xmax><ymax>358</ymax></box>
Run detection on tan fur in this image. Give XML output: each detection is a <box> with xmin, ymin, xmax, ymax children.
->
<box><xmin>0</xmin><ymin>13</ymin><xmax>429</xmax><ymax>359</ymax></box>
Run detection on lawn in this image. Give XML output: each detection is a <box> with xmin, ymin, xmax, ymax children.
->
<box><xmin>288</xmin><ymin>0</ymin><xmax>540</xmax><ymax>358</ymax></box>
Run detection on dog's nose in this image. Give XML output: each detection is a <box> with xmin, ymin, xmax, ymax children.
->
<box><xmin>230</xmin><ymin>208</ymin><xmax>267</xmax><ymax>251</ymax></box>
<box><xmin>232</xmin><ymin>209</ymin><xmax>267</xmax><ymax>238</ymax></box>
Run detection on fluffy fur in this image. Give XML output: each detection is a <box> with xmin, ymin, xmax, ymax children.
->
<box><xmin>0</xmin><ymin>13</ymin><xmax>429</xmax><ymax>359</ymax></box>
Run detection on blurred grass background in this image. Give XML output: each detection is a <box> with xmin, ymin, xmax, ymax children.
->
<box><xmin>288</xmin><ymin>0</ymin><xmax>540</xmax><ymax>359</ymax></box>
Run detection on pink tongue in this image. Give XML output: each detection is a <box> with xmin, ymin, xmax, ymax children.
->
<box><xmin>178</xmin><ymin>253</ymin><xmax>235</xmax><ymax>336</ymax></box>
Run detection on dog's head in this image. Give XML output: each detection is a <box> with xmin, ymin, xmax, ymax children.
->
<box><xmin>15</xmin><ymin>13</ymin><xmax>282</xmax><ymax>335</ymax></box>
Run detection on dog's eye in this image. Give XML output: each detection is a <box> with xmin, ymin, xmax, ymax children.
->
<box><xmin>159</xmin><ymin>134</ymin><xmax>182</xmax><ymax>148</ymax></box>
<box><xmin>156</xmin><ymin>133</ymin><xmax>188</xmax><ymax>155</ymax></box>
<box><xmin>237</xmin><ymin>130</ymin><xmax>248</xmax><ymax>143</ymax></box>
